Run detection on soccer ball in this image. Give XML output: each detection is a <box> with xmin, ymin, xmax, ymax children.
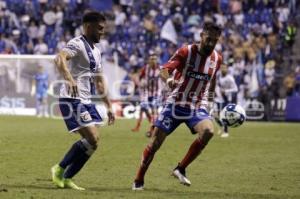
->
<box><xmin>220</xmin><ymin>104</ymin><xmax>246</xmax><ymax>128</ymax></box>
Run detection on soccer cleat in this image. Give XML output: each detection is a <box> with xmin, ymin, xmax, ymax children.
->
<box><xmin>172</xmin><ymin>166</ymin><xmax>191</xmax><ymax>186</ymax></box>
<box><xmin>132</xmin><ymin>181</ymin><xmax>144</xmax><ymax>191</ymax></box>
<box><xmin>64</xmin><ymin>179</ymin><xmax>85</xmax><ymax>191</ymax></box>
<box><xmin>221</xmin><ymin>133</ymin><xmax>229</xmax><ymax>138</ymax></box>
<box><xmin>51</xmin><ymin>164</ymin><xmax>65</xmax><ymax>188</ymax></box>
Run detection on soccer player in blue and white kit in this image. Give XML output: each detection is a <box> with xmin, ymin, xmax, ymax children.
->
<box><xmin>51</xmin><ymin>11</ymin><xmax>115</xmax><ymax>190</ymax></box>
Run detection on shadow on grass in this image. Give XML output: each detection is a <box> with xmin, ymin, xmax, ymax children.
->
<box><xmin>89</xmin><ymin>186</ymin><xmax>298</xmax><ymax>199</ymax></box>
<box><xmin>1</xmin><ymin>184</ymin><xmax>298</xmax><ymax>199</ymax></box>
<box><xmin>1</xmin><ymin>184</ymin><xmax>58</xmax><ymax>190</ymax></box>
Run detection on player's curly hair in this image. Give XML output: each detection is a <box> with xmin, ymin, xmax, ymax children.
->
<box><xmin>82</xmin><ymin>11</ymin><xmax>106</xmax><ymax>24</ymax></box>
<box><xmin>202</xmin><ymin>22</ymin><xmax>222</xmax><ymax>36</ymax></box>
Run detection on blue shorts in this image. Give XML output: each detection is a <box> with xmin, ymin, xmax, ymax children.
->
<box><xmin>59</xmin><ymin>98</ymin><xmax>103</xmax><ymax>132</ymax></box>
<box><xmin>140</xmin><ymin>96</ymin><xmax>160</xmax><ymax>111</ymax></box>
<box><xmin>154</xmin><ymin>104</ymin><xmax>212</xmax><ymax>135</ymax></box>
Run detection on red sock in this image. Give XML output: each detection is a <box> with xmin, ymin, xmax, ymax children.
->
<box><xmin>179</xmin><ymin>133</ymin><xmax>213</xmax><ymax>169</ymax></box>
<box><xmin>135</xmin><ymin>145</ymin><xmax>154</xmax><ymax>183</ymax></box>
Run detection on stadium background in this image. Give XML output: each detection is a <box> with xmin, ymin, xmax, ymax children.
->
<box><xmin>0</xmin><ymin>0</ymin><xmax>299</xmax><ymax>120</ymax></box>
<box><xmin>0</xmin><ymin>1</ymin><xmax>300</xmax><ymax>199</ymax></box>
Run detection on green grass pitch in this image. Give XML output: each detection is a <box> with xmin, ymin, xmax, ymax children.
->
<box><xmin>0</xmin><ymin>116</ymin><xmax>300</xmax><ymax>199</ymax></box>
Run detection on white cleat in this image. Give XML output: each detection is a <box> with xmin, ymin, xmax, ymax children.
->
<box><xmin>172</xmin><ymin>168</ymin><xmax>191</xmax><ymax>186</ymax></box>
<box><xmin>221</xmin><ymin>133</ymin><xmax>229</xmax><ymax>138</ymax></box>
<box><xmin>132</xmin><ymin>181</ymin><xmax>144</xmax><ymax>191</ymax></box>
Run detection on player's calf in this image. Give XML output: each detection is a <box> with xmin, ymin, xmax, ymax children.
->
<box><xmin>178</xmin><ymin>127</ymin><xmax>214</xmax><ymax>171</ymax></box>
<box><xmin>63</xmin><ymin>138</ymin><xmax>97</xmax><ymax>179</ymax></box>
<box><xmin>133</xmin><ymin>128</ymin><xmax>167</xmax><ymax>190</ymax></box>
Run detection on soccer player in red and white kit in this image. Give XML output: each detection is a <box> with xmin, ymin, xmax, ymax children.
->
<box><xmin>132</xmin><ymin>22</ymin><xmax>222</xmax><ymax>190</ymax></box>
<box><xmin>131</xmin><ymin>53</ymin><xmax>161</xmax><ymax>134</ymax></box>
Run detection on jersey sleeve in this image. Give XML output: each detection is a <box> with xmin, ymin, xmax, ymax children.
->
<box><xmin>162</xmin><ymin>46</ymin><xmax>188</xmax><ymax>74</ymax></box>
<box><xmin>96</xmin><ymin>49</ymin><xmax>103</xmax><ymax>73</ymax></box>
<box><xmin>215</xmin><ymin>52</ymin><xmax>223</xmax><ymax>74</ymax></box>
<box><xmin>62</xmin><ymin>39</ymin><xmax>81</xmax><ymax>58</ymax></box>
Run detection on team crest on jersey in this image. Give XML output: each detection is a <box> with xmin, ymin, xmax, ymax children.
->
<box><xmin>209</xmin><ymin>60</ymin><xmax>215</xmax><ymax>68</ymax></box>
<box><xmin>80</xmin><ymin>111</ymin><xmax>92</xmax><ymax>122</ymax></box>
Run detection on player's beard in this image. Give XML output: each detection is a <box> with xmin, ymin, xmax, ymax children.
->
<box><xmin>92</xmin><ymin>34</ymin><xmax>100</xmax><ymax>43</ymax></box>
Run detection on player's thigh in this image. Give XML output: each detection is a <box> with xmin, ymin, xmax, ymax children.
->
<box><xmin>154</xmin><ymin>106</ymin><xmax>181</xmax><ymax>135</ymax></box>
<box><xmin>193</xmin><ymin>119</ymin><xmax>214</xmax><ymax>138</ymax></box>
<box><xmin>78</xmin><ymin>125</ymin><xmax>99</xmax><ymax>146</ymax></box>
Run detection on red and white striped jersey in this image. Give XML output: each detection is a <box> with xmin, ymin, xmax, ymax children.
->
<box><xmin>139</xmin><ymin>64</ymin><xmax>161</xmax><ymax>99</ymax></box>
<box><xmin>162</xmin><ymin>44</ymin><xmax>222</xmax><ymax>109</ymax></box>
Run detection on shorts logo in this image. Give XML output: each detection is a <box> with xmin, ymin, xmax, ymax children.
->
<box><xmin>162</xmin><ymin>117</ymin><xmax>172</xmax><ymax>129</ymax></box>
<box><xmin>80</xmin><ymin>111</ymin><xmax>92</xmax><ymax>122</ymax></box>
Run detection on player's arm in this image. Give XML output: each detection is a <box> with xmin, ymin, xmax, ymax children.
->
<box><xmin>160</xmin><ymin>46</ymin><xmax>187</xmax><ymax>88</ymax></box>
<box><xmin>207</xmin><ymin>53</ymin><xmax>223</xmax><ymax>112</ymax></box>
<box><xmin>30</xmin><ymin>79</ymin><xmax>36</xmax><ymax>96</ymax></box>
<box><xmin>54</xmin><ymin>50</ymin><xmax>78</xmax><ymax>97</ymax></box>
<box><xmin>208</xmin><ymin>76</ymin><xmax>217</xmax><ymax>103</ymax></box>
<box><xmin>94</xmin><ymin>73</ymin><xmax>115</xmax><ymax>125</ymax></box>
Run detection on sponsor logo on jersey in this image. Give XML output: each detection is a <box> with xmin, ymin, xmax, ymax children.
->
<box><xmin>186</xmin><ymin>71</ymin><xmax>211</xmax><ymax>81</ymax></box>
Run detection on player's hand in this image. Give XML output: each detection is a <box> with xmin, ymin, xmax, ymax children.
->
<box><xmin>166</xmin><ymin>78</ymin><xmax>177</xmax><ymax>89</ymax></box>
<box><xmin>107</xmin><ymin>110</ymin><xmax>115</xmax><ymax>125</ymax></box>
<box><xmin>67</xmin><ymin>80</ymin><xmax>78</xmax><ymax>98</ymax></box>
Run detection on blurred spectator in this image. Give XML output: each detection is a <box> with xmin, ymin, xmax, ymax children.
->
<box><xmin>27</xmin><ymin>21</ymin><xmax>39</xmax><ymax>40</ymax></box>
<box><xmin>294</xmin><ymin>62</ymin><xmax>300</xmax><ymax>95</ymax></box>
<box><xmin>284</xmin><ymin>21</ymin><xmax>297</xmax><ymax>51</ymax></box>
<box><xmin>0</xmin><ymin>33</ymin><xmax>6</xmax><ymax>53</ymax></box>
<box><xmin>283</xmin><ymin>73</ymin><xmax>296</xmax><ymax>97</ymax></box>
<box><xmin>264</xmin><ymin>60</ymin><xmax>276</xmax><ymax>87</ymax></box>
<box><xmin>0</xmin><ymin>0</ymin><xmax>298</xmax><ymax>106</ymax></box>
<box><xmin>34</xmin><ymin>37</ymin><xmax>48</xmax><ymax>54</ymax></box>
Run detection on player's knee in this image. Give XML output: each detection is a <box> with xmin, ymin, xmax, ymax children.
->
<box><xmin>149</xmin><ymin>129</ymin><xmax>166</xmax><ymax>152</ymax></box>
<box><xmin>81</xmin><ymin>138</ymin><xmax>97</xmax><ymax>156</ymax></box>
<box><xmin>86</xmin><ymin>134</ymin><xmax>99</xmax><ymax>149</ymax></box>
<box><xmin>92</xmin><ymin>135</ymin><xmax>99</xmax><ymax>149</ymax></box>
<box><xmin>203</xmin><ymin>127</ymin><xmax>214</xmax><ymax>135</ymax></box>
